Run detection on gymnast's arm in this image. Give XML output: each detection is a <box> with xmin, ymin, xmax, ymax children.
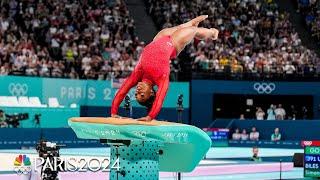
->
<box><xmin>111</xmin><ymin>69</ymin><xmax>142</xmax><ymax>117</ymax></box>
<box><xmin>147</xmin><ymin>76</ymin><xmax>169</xmax><ymax>120</ymax></box>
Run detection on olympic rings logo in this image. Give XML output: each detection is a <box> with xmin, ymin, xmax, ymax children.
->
<box><xmin>253</xmin><ymin>83</ymin><xmax>276</xmax><ymax>94</ymax></box>
<box><xmin>8</xmin><ymin>83</ymin><xmax>28</xmax><ymax>96</ymax></box>
<box><xmin>13</xmin><ymin>166</ymin><xmax>32</xmax><ymax>175</ymax></box>
<box><xmin>303</xmin><ymin>141</ymin><xmax>313</xmax><ymax>146</ymax></box>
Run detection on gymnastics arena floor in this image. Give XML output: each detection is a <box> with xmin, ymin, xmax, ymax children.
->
<box><xmin>0</xmin><ymin>147</ymin><xmax>310</xmax><ymax>180</ymax></box>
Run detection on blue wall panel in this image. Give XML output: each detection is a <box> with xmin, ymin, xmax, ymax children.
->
<box><xmin>230</xmin><ymin>120</ymin><xmax>320</xmax><ymax>141</ymax></box>
<box><xmin>191</xmin><ymin>80</ymin><xmax>320</xmax><ymax>128</ymax></box>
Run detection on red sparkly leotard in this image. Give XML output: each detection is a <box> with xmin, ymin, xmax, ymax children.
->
<box><xmin>111</xmin><ymin>36</ymin><xmax>177</xmax><ymax>119</ymax></box>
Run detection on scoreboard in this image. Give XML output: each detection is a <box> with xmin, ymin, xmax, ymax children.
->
<box><xmin>304</xmin><ymin>146</ymin><xmax>320</xmax><ymax>177</ymax></box>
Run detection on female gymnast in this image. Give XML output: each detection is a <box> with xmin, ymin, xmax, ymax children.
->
<box><xmin>111</xmin><ymin>15</ymin><xmax>219</xmax><ymax>121</ymax></box>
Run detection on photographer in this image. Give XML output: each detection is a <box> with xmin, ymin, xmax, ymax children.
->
<box><xmin>36</xmin><ymin>140</ymin><xmax>63</xmax><ymax>180</ymax></box>
<box><xmin>0</xmin><ymin>110</ymin><xmax>8</xmax><ymax>128</ymax></box>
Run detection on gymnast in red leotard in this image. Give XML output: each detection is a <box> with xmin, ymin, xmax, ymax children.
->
<box><xmin>111</xmin><ymin>15</ymin><xmax>219</xmax><ymax>121</ymax></box>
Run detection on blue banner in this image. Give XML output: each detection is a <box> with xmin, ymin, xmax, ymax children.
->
<box><xmin>0</xmin><ymin>76</ymin><xmax>189</xmax><ymax>108</ymax></box>
<box><xmin>305</xmin><ymin>155</ymin><xmax>320</xmax><ymax>162</ymax></box>
<box><xmin>0</xmin><ymin>128</ymin><xmax>102</xmax><ymax>149</ymax></box>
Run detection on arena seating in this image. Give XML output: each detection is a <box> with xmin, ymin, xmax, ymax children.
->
<box><xmin>0</xmin><ymin>0</ymin><xmax>142</xmax><ymax>80</ymax></box>
<box><xmin>146</xmin><ymin>0</ymin><xmax>320</xmax><ymax>80</ymax></box>
<box><xmin>296</xmin><ymin>0</ymin><xmax>320</xmax><ymax>41</ymax></box>
<box><xmin>0</xmin><ymin>0</ymin><xmax>319</xmax><ymax>81</ymax></box>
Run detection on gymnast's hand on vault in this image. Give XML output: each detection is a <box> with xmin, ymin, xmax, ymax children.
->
<box><xmin>137</xmin><ymin>116</ymin><xmax>152</xmax><ymax>122</ymax></box>
<box><xmin>111</xmin><ymin>114</ymin><xmax>124</xmax><ymax>119</ymax></box>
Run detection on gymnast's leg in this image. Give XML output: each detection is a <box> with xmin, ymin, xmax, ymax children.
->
<box><xmin>153</xmin><ymin>15</ymin><xmax>208</xmax><ymax>41</ymax></box>
<box><xmin>171</xmin><ymin>26</ymin><xmax>219</xmax><ymax>54</ymax></box>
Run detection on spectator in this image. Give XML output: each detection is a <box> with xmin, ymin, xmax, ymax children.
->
<box><xmin>288</xmin><ymin>105</ymin><xmax>297</xmax><ymax>120</ymax></box>
<box><xmin>241</xmin><ymin>129</ymin><xmax>249</xmax><ymax>141</ymax></box>
<box><xmin>239</xmin><ymin>114</ymin><xmax>245</xmax><ymax>120</ymax></box>
<box><xmin>267</xmin><ymin>104</ymin><xmax>276</xmax><ymax>120</ymax></box>
<box><xmin>271</xmin><ymin>128</ymin><xmax>282</xmax><ymax>141</ymax></box>
<box><xmin>302</xmin><ymin>106</ymin><xmax>308</xmax><ymax>119</ymax></box>
<box><xmin>255</xmin><ymin>107</ymin><xmax>265</xmax><ymax>120</ymax></box>
<box><xmin>0</xmin><ymin>0</ymin><xmax>183</xmax><ymax>81</ymax></box>
<box><xmin>250</xmin><ymin>146</ymin><xmax>262</xmax><ymax>162</ymax></box>
<box><xmin>146</xmin><ymin>0</ymin><xmax>319</xmax><ymax>81</ymax></box>
<box><xmin>275</xmin><ymin>104</ymin><xmax>286</xmax><ymax>120</ymax></box>
<box><xmin>0</xmin><ymin>110</ymin><xmax>7</xmax><ymax>128</ymax></box>
<box><xmin>249</xmin><ymin>127</ymin><xmax>260</xmax><ymax>141</ymax></box>
<box><xmin>232</xmin><ymin>128</ymin><xmax>241</xmax><ymax>140</ymax></box>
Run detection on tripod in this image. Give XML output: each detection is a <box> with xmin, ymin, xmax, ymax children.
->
<box><xmin>177</xmin><ymin>94</ymin><xmax>184</xmax><ymax>124</ymax></box>
<box><xmin>176</xmin><ymin>94</ymin><xmax>184</xmax><ymax>180</ymax></box>
<box><xmin>34</xmin><ymin>114</ymin><xmax>41</xmax><ymax>128</ymax></box>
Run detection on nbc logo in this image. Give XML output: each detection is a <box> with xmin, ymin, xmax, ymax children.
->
<box><xmin>13</xmin><ymin>154</ymin><xmax>32</xmax><ymax>175</ymax></box>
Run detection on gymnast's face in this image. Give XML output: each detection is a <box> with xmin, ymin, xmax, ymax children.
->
<box><xmin>135</xmin><ymin>82</ymin><xmax>154</xmax><ymax>103</ymax></box>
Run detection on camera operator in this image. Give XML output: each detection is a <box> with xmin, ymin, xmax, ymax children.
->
<box><xmin>0</xmin><ymin>110</ymin><xmax>8</xmax><ymax>128</ymax></box>
<box><xmin>36</xmin><ymin>140</ymin><xmax>64</xmax><ymax>180</ymax></box>
<box><xmin>177</xmin><ymin>94</ymin><xmax>183</xmax><ymax>108</ymax></box>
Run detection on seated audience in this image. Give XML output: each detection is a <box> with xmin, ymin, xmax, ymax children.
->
<box><xmin>241</xmin><ymin>129</ymin><xmax>249</xmax><ymax>141</ymax></box>
<box><xmin>232</xmin><ymin>128</ymin><xmax>241</xmax><ymax>140</ymax></box>
<box><xmin>249</xmin><ymin>127</ymin><xmax>259</xmax><ymax>141</ymax></box>
<box><xmin>0</xmin><ymin>0</ymin><xmax>183</xmax><ymax>81</ymax></box>
<box><xmin>0</xmin><ymin>110</ymin><xmax>7</xmax><ymax>128</ymax></box>
<box><xmin>147</xmin><ymin>0</ymin><xmax>319</xmax><ymax>81</ymax></box>
<box><xmin>271</xmin><ymin>128</ymin><xmax>282</xmax><ymax>141</ymax></box>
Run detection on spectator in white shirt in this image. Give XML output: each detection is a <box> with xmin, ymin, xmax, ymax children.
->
<box><xmin>256</xmin><ymin>107</ymin><xmax>265</xmax><ymax>120</ymax></box>
<box><xmin>241</xmin><ymin>129</ymin><xmax>249</xmax><ymax>141</ymax></box>
<box><xmin>249</xmin><ymin>127</ymin><xmax>260</xmax><ymax>141</ymax></box>
<box><xmin>232</xmin><ymin>128</ymin><xmax>241</xmax><ymax>140</ymax></box>
<box><xmin>275</xmin><ymin>104</ymin><xmax>286</xmax><ymax>120</ymax></box>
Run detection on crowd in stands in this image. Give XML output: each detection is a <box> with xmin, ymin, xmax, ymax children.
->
<box><xmin>296</xmin><ymin>0</ymin><xmax>320</xmax><ymax>41</ymax></box>
<box><xmin>1</xmin><ymin>0</ymin><xmax>320</xmax><ymax>81</ymax></box>
<box><xmin>232</xmin><ymin>127</ymin><xmax>281</xmax><ymax>141</ymax></box>
<box><xmin>0</xmin><ymin>110</ymin><xmax>7</xmax><ymax>128</ymax></box>
<box><xmin>146</xmin><ymin>0</ymin><xmax>320</xmax><ymax>80</ymax></box>
<box><xmin>232</xmin><ymin>127</ymin><xmax>260</xmax><ymax>141</ymax></box>
<box><xmin>239</xmin><ymin>103</ymin><xmax>309</xmax><ymax>120</ymax></box>
<box><xmin>0</xmin><ymin>0</ymin><xmax>143</xmax><ymax>80</ymax></box>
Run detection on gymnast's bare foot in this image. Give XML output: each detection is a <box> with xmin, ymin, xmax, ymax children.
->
<box><xmin>210</xmin><ymin>28</ymin><xmax>219</xmax><ymax>40</ymax></box>
<box><xmin>189</xmin><ymin>15</ymin><xmax>208</xmax><ymax>27</ymax></box>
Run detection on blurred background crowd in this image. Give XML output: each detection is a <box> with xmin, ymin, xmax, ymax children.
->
<box><xmin>146</xmin><ymin>0</ymin><xmax>320</xmax><ymax>80</ymax></box>
<box><xmin>0</xmin><ymin>0</ymin><xmax>143</xmax><ymax>80</ymax></box>
<box><xmin>0</xmin><ymin>0</ymin><xmax>320</xmax><ymax>81</ymax></box>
